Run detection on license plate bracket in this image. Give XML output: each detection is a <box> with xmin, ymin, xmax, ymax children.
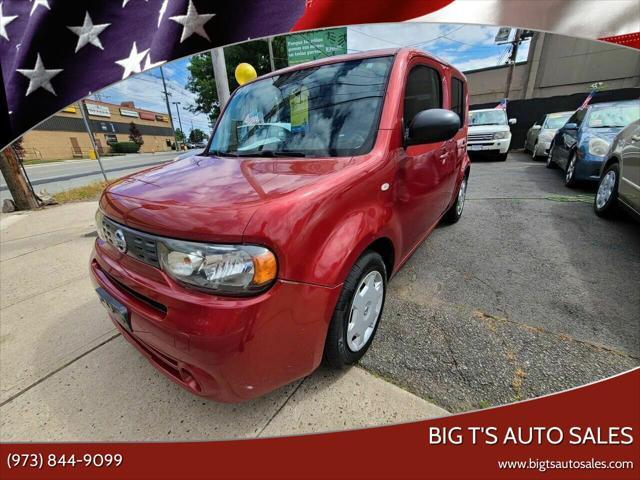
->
<box><xmin>96</xmin><ymin>287</ymin><xmax>131</xmax><ymax>332</ymax></box>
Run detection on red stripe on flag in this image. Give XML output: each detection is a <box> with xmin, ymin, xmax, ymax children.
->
<box><xmin>293</xmin><ymin>0</ymin><xmax>455</xmax><ymax>31</ymax></box>
<box><xmin>599</xmin><ymin>32</ymin><xmax>640</xmax><ymax>50</ymax></box>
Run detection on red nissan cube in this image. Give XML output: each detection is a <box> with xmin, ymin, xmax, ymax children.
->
<box><xmin>90</xmin><ymin>48</ymin><xmax>470</xmax><ymax>402</ymax></box>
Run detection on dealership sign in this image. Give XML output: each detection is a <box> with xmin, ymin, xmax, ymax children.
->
<box><xmin>120</xmin><ymin>108</ymin><xmax>139</xmax><ymax>118</ymax></box>
<box><xmin>286</xmin><ymin>27</ymin><xmax>347</xmax><ymax>65</ymax></box>
<box><xmin>139</xmin><ymin>111</ymin><xmax>155</xmax><ymax>120</ymax></box>
<box><xmin>86</xmin><ymin>103</ymin><xmax>111</xmax><ymax>117</ymax></box>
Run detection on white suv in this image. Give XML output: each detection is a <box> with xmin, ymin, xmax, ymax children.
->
<box><xmin>467</xmin><ymin>109</ymin><xmax>516</xmax><ymax>161</ymax></box>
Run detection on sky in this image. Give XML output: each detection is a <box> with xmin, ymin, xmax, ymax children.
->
<box><xmin>93</xmin><ymin>23</ymin><xmax>530</xmax><ymax>134</ymax></box>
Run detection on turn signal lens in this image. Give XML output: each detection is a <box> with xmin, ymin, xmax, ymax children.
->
<box><xmin>252</xmin><ymin>250</ymin><xmax>277</xmax><ymax>285</ymax></box>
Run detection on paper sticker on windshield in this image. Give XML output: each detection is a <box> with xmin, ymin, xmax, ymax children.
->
<box><xmin>290</xmin><ymin>87</ymin><xmax>309</xmax><ymax>133</ymax></box>
<box><xmin>243</xmin><ymin>111</ymin><xmax>262</xmax><ymax>126</ymax></box>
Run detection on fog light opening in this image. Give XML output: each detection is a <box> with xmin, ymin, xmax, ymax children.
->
<box><xmin>179</xmin><ymin>368</ymin><xmax>201</xmax><ymax>393</ymax></box>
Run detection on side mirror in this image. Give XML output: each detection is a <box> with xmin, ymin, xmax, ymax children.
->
<box><xmin>532</xmin><ymin>124</ymin><xmax>541</xmax><ymax>130</ymax></box>
<box><xmin>564</xmin><ymin>122</ymin><xmax>578</xmax><ymax>130</ymax></box>
<box><xmin>508</xmin><ymin>118</ymin><xmax>517</xmax><ymax>125</ymax></box>
<box><xmin>407</xmin><ymin>109</ymin><xmax>460</xmax><ymax>146</ymax></box>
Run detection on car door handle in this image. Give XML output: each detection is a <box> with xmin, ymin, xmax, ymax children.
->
<box><xmin>439</xmin><ymin>150</ymin><xmax>449</xmax><ymax>162</ymax></box>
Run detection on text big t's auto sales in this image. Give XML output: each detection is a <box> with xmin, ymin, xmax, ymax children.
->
<box><xmin>429</xmin><ymin>426</ymin><xmax>635</xmax><ymax>446</ymax></box>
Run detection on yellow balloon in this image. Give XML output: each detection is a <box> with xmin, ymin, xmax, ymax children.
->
<box><xmin>235</xmin><ymin>63</ymin><xmax>257</xmax><ymax>85</ymax></box>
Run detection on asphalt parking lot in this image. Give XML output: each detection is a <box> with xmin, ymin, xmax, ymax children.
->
<box><xmin>361</xmin><ymin>151</ymin><xmax>639</xmax><ymax>412</ymax></box>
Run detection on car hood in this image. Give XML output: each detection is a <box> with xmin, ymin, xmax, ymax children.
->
<box><xmin>468</xmin><ymin>124</ymin><xmax>510</xmax><ymax>134</ymax></box>
<box><xmin>580</xmin><ymin>126</ymin><xmax>623</xmax><ymax>143</ymax></box>
<box><xmin>100</xmin><ymin>154</ymin><xmax>354</xmax><ymax>242</ymax></box>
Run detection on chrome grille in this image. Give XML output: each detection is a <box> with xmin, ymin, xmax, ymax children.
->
<box><xmin>467</xmin><ymin>133</ymin><xmax>494</xmax><ymax>142</ymax></box>
<box><xmin>100</xmin><ymin>216</ymin><xmax>160</xmax><ymax>268</ymax></box>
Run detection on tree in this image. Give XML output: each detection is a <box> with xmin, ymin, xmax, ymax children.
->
<box><xmin>188</xmin><ymin>128</ymin><xmax>207</xmax><ymax>143</ymax></box>
<box><xmin>175</xmin><ymin>128</ymin><xmax>186</xmax><ymax>142</ymax></box>
<box><xmin>185</xmin><ymin>36</ymin><xmax>288</xmax><ymax>124</ymax></box>
<box><xmin>129</xmin><ymin>122</ymin><xmax>144</xmax><ymax>146</ymax></box>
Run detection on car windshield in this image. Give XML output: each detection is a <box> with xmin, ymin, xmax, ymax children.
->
<box><xmin>587</xmin><ymin>103</ymin><xmax>640</xmax><ymax>128</ymax></box>
<box><xmin>468</xmin><ymin>110</ymin><xmax>507</xmax><ymax>126</ymax></box>
<box><xmin>543</xmin><ymin>113</ymin><xmax>571</xmax><ymax>129</ymax></box>
<box><xmin>208</xmin><ymin>56</ymin><xmax>394</xmax><ymax>158</ymax></box>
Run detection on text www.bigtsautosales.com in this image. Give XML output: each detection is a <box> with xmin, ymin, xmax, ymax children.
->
<box><xmin>6</xmin><ymin>453</ymin><xmax>123</xmax><ymax>470</ymax></box>
<box><xmin>498</xmin><ymin>458</ymin><xmax>634</xmax><ymax>472</ymax></box>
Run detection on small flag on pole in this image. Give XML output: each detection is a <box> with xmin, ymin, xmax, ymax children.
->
<box><xmin>578</xmin><ymin>90</ymin><xmax>596</xmax><ymax>110</ymax></box>
<box><xmin>494</xmin><ymin>98</ymin><xmax>508</xmax><ymax>110</ymax></box>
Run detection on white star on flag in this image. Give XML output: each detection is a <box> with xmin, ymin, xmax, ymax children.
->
<box><xmin>29</xmin><ymin>0</ymin><xmax>50</xmax><ymax>16</ymax></box>
<box><xmin>115</xmin><ymin>42</ymin><xmax>149</xmax><ymax>79</ymax></box>
<box><xmin>170</xmin><ymin>0</ymin><xmax>215</xmax><ymax>43</ymax></box>
<box><xmin>67</xmin><ymin>12</ymin><xmax>110</xmax><ymax>53</ymax></box>
<box><xmin>17</xmin><ymin>53</ymin><xmax>63</xmax><ymax>96</ymax></box>
<box><xmin>122</xmin><ymin>0</ymin><xmax>148</xmax><ymax>8</ymax></box>
<box><xmin>143</xmin><ymin>53</ymin><xmax>165</xmax><ymax>71</ymax></box>
<box><xmin>0</xmin><ymin>2</ymin><xmax>18</xmax><ymax>41</ymax></box>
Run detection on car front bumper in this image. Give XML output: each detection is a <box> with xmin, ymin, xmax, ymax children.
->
<box><xmin>467</xmin><ymin>138</ymin><xmax>510</xmax><ymax>154</ymax></box>
<box><xmin>90</xmin><ymin>239</ymin><xmax>341</xmax><ymax>402</ymax></box>
<box><xmin>575</xmin><ymin>152</ymin><xmax>605</xmax><ymax>182</ymax></box>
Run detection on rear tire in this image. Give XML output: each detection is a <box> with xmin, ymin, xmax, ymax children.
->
<box><xmin>324</xmin><ymin>251</ymin><xmax>387</xmax><ymax>369</ymax></box>
<box><xmin>594</xmin><ymin>163</ymin><xmax>619</xmax><ymax>218</ymax></box>
<box><xmin>442</xmin><ymin>173</ymin><xmax>468</xmax><ymax>224</ymax></box>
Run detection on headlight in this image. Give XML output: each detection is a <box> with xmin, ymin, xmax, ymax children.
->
<box><xmin>493</xmin><ymin>131</ymin><xmax>509</xmax><ymax>139</ymax></box>
<box><xmin>588</xmin><ymin>137</ymin><xmax>610</xmax><ymax>157</ymax></box>
<box><xmin>158</xmin><ymin>239</ymin><xmax>277</xmax><ymax>295</ymax></box>
<box><xmin>95</xmin><ymin>210</ymin><xmax>105</xmax><ymax>241</ymax></box>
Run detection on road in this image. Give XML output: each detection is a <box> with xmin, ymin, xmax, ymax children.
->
<box><xmin>0</xmin><ymin>149</ymin><xmax>201</xmax><ymax>202</ymax></box>
<box><xmin>361</xmin><ymin>151</ymin><xmax>639</xmax><ymax>412</ymax></box>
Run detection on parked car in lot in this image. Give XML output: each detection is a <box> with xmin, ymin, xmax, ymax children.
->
<box><xmin>524</xmin><ymin>111</ymin><xmax>572</xmax><ymax>159</ymax></box>
<box><xmin>547</xmin><ymin>100</ymin><xmax>640</xmax><ymax>187</ymax></box>
<box><xmin>467</xmin><ymin>108</ymin><xmax>516</xmax><ymax>161</ymax></box>
<box><xmin>594</xmin><ymin>120</ymin><xmax>640</xmax><ymax>219</ymax></box>
<box><xmin>90</xmin><ymin>48</ymin><xmax>471</xmax><ymax>402</ymax></box>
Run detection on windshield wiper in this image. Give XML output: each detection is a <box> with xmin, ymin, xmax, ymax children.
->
<box><xmin>209</xmin><ymin>150</ymin><xmax>240</xmax><ymax>157</ymax></box>
<box><xmin>237</xmin><ymin>150</ymin><xmax>307</xmax><ymax>158</ymax></box>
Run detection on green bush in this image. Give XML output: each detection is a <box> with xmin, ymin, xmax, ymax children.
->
<box><xmin>110</xmin><ymin>142</ymin><xmax>140</xmax><ymax>153</ymax></box>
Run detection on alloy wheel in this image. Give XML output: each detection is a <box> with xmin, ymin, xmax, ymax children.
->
<box><xmin>596</xmin><ymin>170</ymin><xmax>616</xmax><ymax>209</ymax></box>
<box><xmin>566</xmin><ymin>156</ymin><xmax>576</xmax><ymax>183</ymax></box>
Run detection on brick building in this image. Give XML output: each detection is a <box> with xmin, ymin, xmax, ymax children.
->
<box><xmin>19</xmin><ymin>100</ymin><xmax>175</xmax><ymax>161</ymax></box>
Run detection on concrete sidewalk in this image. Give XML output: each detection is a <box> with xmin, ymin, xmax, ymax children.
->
<box><xmin>0</xmin><ymin>202</ymin><xmax>447</xmax><ymax>442</ymax></box>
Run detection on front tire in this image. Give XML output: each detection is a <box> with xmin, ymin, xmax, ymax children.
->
<box><xmin>497</xmin><ymin>152</ymin><xmax>508</xmax><ymax>161</ymax></box>
<box><xmin>594</xmin><ymin>163</ymin><xmax>619</xmax><ymax>218</ymax></box>
<box><xmin>324</xmin><ymin>251</ymin><xmax>387</xmax><ymax>369</ymax></box>
<box><xmin>564</xmin><ymin>151</ymin><xmax>578</xmax><ymax>187</ymax></box>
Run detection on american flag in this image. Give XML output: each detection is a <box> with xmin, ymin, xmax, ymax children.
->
<box><xmin>0</xmin><ymin>0</ymin><xmax>452</xmax><ymax>149</ymax></box>
<box><xmin>578</xmin><ymin>89</ymin><xmax>596</xmax><ymax>110</ymax></box>
<box><xmin>494</xmin><ymin>98</ymin><xmax>507</xmax><ymax>110</ymax></box>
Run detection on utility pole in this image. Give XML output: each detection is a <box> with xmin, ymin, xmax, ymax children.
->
<box><xmin>0</xmin><ymin>146</ymin><xmax>39</xmax><ymax>210</ymax></box>
<box><xmin>503</xmin><ymin>29</ymin><xmax>522</xmax><ymax>100</ymax></box>
<box><xmin>79</xmin><ymin>100</ymin><xmax>108</xmax><ymax>181</ymax></box>
<box><xmin>172</xmin><ymin>101</ymin><xmax>184</xmax><ymax>149</ymax></box>
<box><xmin>160</xmin><ymin>66</ymin><xmax>179</xmax><ymax>151</ymax></box>
<box><xmin>211</xmin><ymin>47</ymin><xmax>230</xmax><ymax>109</ymax></box>
<box><xmin>267</xmin><ymin>37</ymin><xmax>276</xmax><ymax>72</ymax></box>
